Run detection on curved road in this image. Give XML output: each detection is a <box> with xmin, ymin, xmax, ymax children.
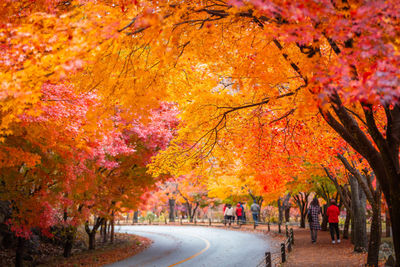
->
<box><xmin>106</xmin><ymin>225</ymin><xmax>276</xmax><ymax>267</ymax></box>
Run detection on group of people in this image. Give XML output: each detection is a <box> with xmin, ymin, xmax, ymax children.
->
<box><xmin>308</xmin><ymin>198</ymin><xmax>341</xmax><ymax>244</ymax></box>
<box><xmin>223</xmin><ymin>201</ymin><xmax>261</xmax><ymax>226</ymax></box>
<box><xmin>223</xmin><ymin>202</ymin><xmax>245</xmax><ymax>225</ymax></box>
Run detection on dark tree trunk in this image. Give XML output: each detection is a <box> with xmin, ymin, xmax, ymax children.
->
<box><xmin>63</xmin><ymin>226</ymin><xmax>76</xmax><ymax>258</ymax></box>
<box><xmin>367</xmin><ymin>202</ymin><xmax>381</xmax><ymax>267</ymax></box>
<box><xmin>336</xmin><ymin>153</ymin><xmax>385</xmax><ymax>263</ymax></box>
<box><xmin>185</xmin><ymin>202</ymin><xmax>199</xmax><ymax>223</ymax></box>
<box><xmin>277</xmin><ymin>194</ymin><xmax>289</xmax><ymax>224</ymax></box>
<box><xmin>349</xmin><ymin>175</ymin><xmax>368</xmax><ymax>252</ymax></box>
<box><xmin>186</xmin><ymin>202</ymin><xmax>193</xmax><ymax>222</ymax></box>
<box><xmin>321</xmin><ymin>204</ymin><xmax>328</xmax><ymax>231</ymax></box>
<box><xmin>278</xmin><ymin>199</ymin><xmax>284</xmax><ymax>224</ymax></box>
<box><xmin>102</xmin><ymin>220</ymin><xmax>108</xmax><ymax>243</ymax></box>
<box><xmin>293</xmin><ymin>192</ymin><xmax>309</xmax><ymax>228</ymax></box>
<box><xmin>62</xmin><ymin>211</ymin><xmax>76</xmax><ymax>258</ymax></box>
<box><xmin>385</xmin><ymin>208</ymin><xmax>391</xmax><ymax>238</ymax></box>
<box><xmin>133</xmin><ymin>210</ymin><xmax>138</xmax><ymax>224</ymax></box>
<box><xmin>388</xmin><ymin>191</ymin><xmax>400</xmax><ymax>265</ymax></box>
<box><xmin>15</xmin><ymin>237</ymin><xmax>25</xmax><ymax>267</ymax></box>
<box><xmin>88</xmin><ymin>232</ymin><xmax>96</xmax><ymax>250</ymax></box>
<box><xmin>343</xmin><ymin>210</ymin><xmax>351</xmax><ymax>239</ymax></box>
<box><xmin>300</xmin><ymin>213</ymin><xmax>305</xmax><ymax>228</ymax></box>
<box><xmin>284</xmin><ymin>205</ymin><xmax>290</xmax><ymax>223</ymax></box>
<box><xmin>85</xmin><ymin>217</ymin><xmax>104</xmax><ymax>250</ymax></box>
<box><xmin>110</xmin><ymin>212</ymin><xmax>115</xmax><ymax>243</ymax></box>
<box><xmin>169</xmin><ymin>198</ymin><xmax>175</xmax><ymax>222</ymax></box>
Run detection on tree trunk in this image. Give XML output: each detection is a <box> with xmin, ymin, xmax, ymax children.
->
<box><xmin>349</xmin><ymin>175</ymin><xmax>368</xmax><ymax>252</ymax></box>
<box><xmin>110</xmin><ymin>212</ymin><xmax>115</xmax><ymax>243</ymax></box>
<box><xmin>278</xmin><ymin>199</ymin><xmax>284</xmax><ymax>224</ymax></box>
<box><xmin>294</xmin><ymin>192</ymin><xmax>309</xmax><ymax>228</ymax></box>
<box><xmin>88</xmin><ymin>232</ymin><xmax>96</xmax><ymax>250</ymax></box>
<box><xmin>186</xmin><ymin>202</ymin><xmax>193</xmax><ymax>222</ymax></box>
<box><xmin>388</xmin><ymin>189</ymin><xmax>400</xmax><ymax>265</ymax></box>
<box><xmin>15</xmin><ymin>237</ymin><xmax>24</xmax><ymax>267</ymax></box>
<box><xmin>367</xmin><ymin>203</ymin><xmax>381</xmax><ymax>267</ymax></box>
<box><xmin>102</xmin><ymin>220</ymin><xmax>108</xmax><ymax>243</ymax></box>
<box><xmin>385</xmin><ymin>208</ymin><xmax>391</xmax><ymax>238</ymax></box>
<box><xmin>321</xmin><ymin>204</ymin><xmax>328</xmax><ymax>231</ymax></box>
<box><xmin>133</xmin><ymin>211</ymin><xmax>138</xmax><ymax>224</ymax></box>
<box><xmin>343</xmin><ymin>210</ymin><xmax>351</xmax><ymax>239</ymax></box>
<box><xmin>284</xmin><ymin>204</ymin><xmax>290</xmax><ymax>223</ymax></box>
<box><xmin>169</xmin><ymin>198</ymin><xmax>175</xmax><ymax>222</ymax></box>
<box><xmin>85</xmin><ymin>217</ymin><xmax>104</xmax><ymax>250</ymax></box>
<box><xmin>300</xmin><ymin>212</ymin><xmax>305</xmax><ymax>228</ymax></box>
<box><xmin>63</xmin><ymin>226</ymin><xmax>76</xmax><ymax>258</ymax></box>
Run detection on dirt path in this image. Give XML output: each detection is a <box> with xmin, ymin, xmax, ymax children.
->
<box><xmin>283</xmin><ymin>227</ymin><xmax>366</xmax><ymax>267</ymax></box>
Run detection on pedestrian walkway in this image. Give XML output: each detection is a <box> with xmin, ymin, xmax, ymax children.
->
<box><xmin>283</xmin><ymin>227</ymin><xmax>366</xmax><ymax>267</ymax></box>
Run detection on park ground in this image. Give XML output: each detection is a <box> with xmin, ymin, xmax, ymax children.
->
<box><xmin>228</xmin><ymin>223</ymin><xmax>367</xmax><ymax>266</ymax></box>
<box><xmin>0</xmin><ymin>232</ymin><xmax>152</xmax><ymax>267</ymax></box>
<box><xmin>111</xmin><ymin>222</ymin><xmax>368</xmax><ymax>266</ymax></box>
<box><xmin>1</xmin><ymin>222</ymin><xmax>377</xmax><ymax>266</ymax></box>
<box><xmin>283</xmin><ymin>227</ymin><xmax>367</xmax><ymax>267</ymax></box>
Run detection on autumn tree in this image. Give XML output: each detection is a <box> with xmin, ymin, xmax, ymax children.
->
<box><xmin>3</xmin><ymin>0</ymin><xmax>400</xmax><ymax>264</ymax></box>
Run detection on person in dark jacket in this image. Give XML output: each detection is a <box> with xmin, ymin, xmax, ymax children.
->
<box><xmin>326</xmin><ymin>199</ymin><xmax>340</xmax><ymax>244</ymax></box>
<box><xmin>307</xmin><ymin>198</ymin><xmax>322</xmax><ymax>243</ymax></box>
<box><xmin>250</xmin><ymin>201</ymin><xmax>260</xmax><ymax>225</ymax></box>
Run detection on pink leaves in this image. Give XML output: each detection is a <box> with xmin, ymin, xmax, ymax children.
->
<box><xmin>247</xmin><ymin>0</ymin><xmax>400</xmax><ymax>105</ymax></box>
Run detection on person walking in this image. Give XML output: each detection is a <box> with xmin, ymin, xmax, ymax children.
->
<box><xmin>224</xmin><ymin>204</ymin><xmax>234</xmax><ymax>226</ymax></box>
<box><xmin>326</xmin><ymin>199</ymin><xmax>341</xmax><ymax>244</ymax></box>
<box><xmin>223</xmin><ymin>204</ymin><xmax>227</xmax><ymax>224</ymax></box>
<box><xmin>240</xmin><ymin>202</ymin><xmax>246</xmax><ymax>222</ymax></box>
<box><xmin>235</xmin><ymin>203</ymin><xmax>243</xmax><ymax>224</ymax></box>
<box><xmin>250</xmin><ymin>200</ymin><xmax>260</xmax><ymax>225</ymax></box>
<box><xmin>307</xmin><ymin>198</ymin><xmax>322</xmax><ymax>244</ymax></box>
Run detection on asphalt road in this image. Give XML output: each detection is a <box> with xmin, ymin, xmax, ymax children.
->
<box><xmin>106</xmin><ymin>225</ymin><xmax>275</xmax><ymax>267</ymax></box>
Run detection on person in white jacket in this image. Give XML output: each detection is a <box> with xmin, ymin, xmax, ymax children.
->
<box><xmin>224</xmin><ymin>204</ymin><xmax>235</xmax><ymax>226</ymax></box>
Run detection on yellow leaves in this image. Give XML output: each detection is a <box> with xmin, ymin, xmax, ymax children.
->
<box><xmin>0</xmin><ymin>1</ymin><xmax>136</xmax><ymax>137</ymax></box>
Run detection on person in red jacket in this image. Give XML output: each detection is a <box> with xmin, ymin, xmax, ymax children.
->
<box><xmin>326</xmin><ymin>199</ymin><xmax>341</xmax><ymax>244</ymax></box>
<box><xmin>235</xmin><ymin>203</ymin><xmax>243</xmax><ymax>224</ymax></box>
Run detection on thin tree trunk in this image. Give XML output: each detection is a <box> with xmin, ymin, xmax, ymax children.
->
<box><xmin>349</xmin><ymin>175</ymin><xmax>368</xmax><ymax>252</ymax></box>
<box><xmin>15</xmin><ymin>237</ymin><xmax>24</xmax><ymax>267</ymax></box>
<box><xmin>367</xmin><ymin>203</ymin><xmax>381</xmax><ymax>267</ymax></box>
<box><xmin>321</xmin><ymin>204</ymin><xmax>328</xmax><ymax>231</ymax></box>
<box><xmin>284</xmin><ymin>205</ymin><xmax>290</xmax><ymax>223</ymax></box>
<box><xmin>102</xmin><ymin>220</ymin><xmax>108</xmax><ymax>243</ymax></box>
<box><xmin>186</xmin><ymin>202</ymin><xmax>193</xmax><ymax>222</ymax></box>
<box><xmin>388</xmin><ymin>192</ymin><xmax>400</xmax><ymax>264</ymax></box>
<box><xmin>343</xmin><ymin>210</ymin><xmax>351</xmax><ymax>239</ymax></box>
<box><xmin>294</xmin><ymin>192</ymin><xmax>309</xmax><ymax>228</ymax></box>
<box><xmin>278</xmin><ymin>199</ymin><xmax>284</xmax><ymax>224</ymax></box>
<box><xmin>110</xmin><ymin>212</ymin><xmax>115</xmax><ymax>243</ymax></box>
<box><xmin>385</xmin><ymin>208</ymin><xmax>391</xmax><ymax>238</ymax></box>
<box><xmin>169</xmin><ymin>198</ymin><xmax>175</xmax><ymax>222</ymax></box>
